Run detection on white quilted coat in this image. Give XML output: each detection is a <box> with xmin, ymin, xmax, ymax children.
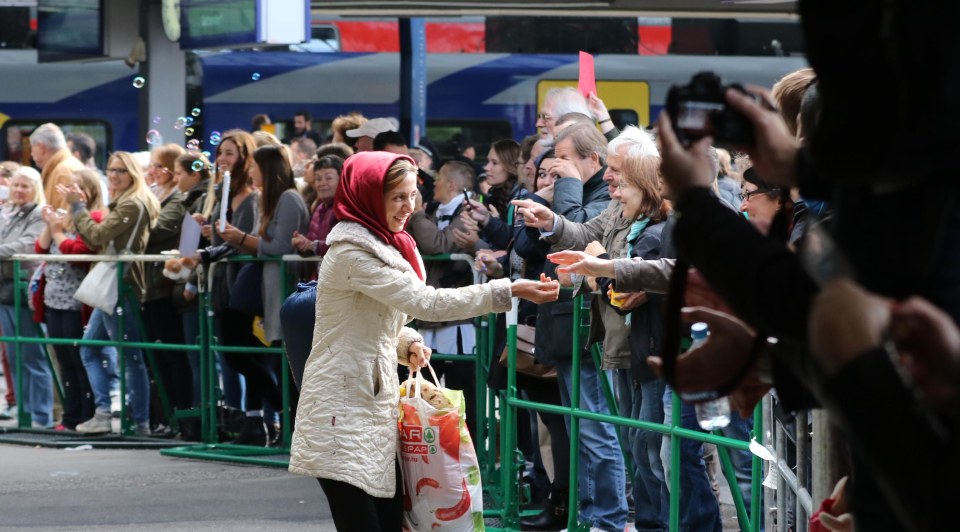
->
<box><xmin>288</xmin><ymin>221</ymin><xmax>513</xmax><ymax>497</ymax></box>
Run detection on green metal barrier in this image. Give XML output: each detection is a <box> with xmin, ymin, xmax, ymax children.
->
<box><xmin>496</xmin><ymin>293</ymin><xmax>764</xmax><ymax>532</ymax></box>
<box><xmin>2</xmin><ymin>252</ymin><xmax>766</xmax><ymax>530</ymax></box>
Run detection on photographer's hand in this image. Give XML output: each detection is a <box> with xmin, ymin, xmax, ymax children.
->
<box><xmin>656</xmin><ymin>111</ymin><xmax>716</xmax><ymax>201</ymax></box>
<box><xmin>725</xmin><ymin>86</ymin><xmax>800</xmax><ymax>188</ymax></box>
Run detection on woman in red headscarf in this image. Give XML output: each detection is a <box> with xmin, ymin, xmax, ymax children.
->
<box><xmin>288</xmin><ymin>152</ymin><xmax>559</xmax><ymax>531</ymax></box>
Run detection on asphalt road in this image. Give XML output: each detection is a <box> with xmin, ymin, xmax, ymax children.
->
<box><xmin>0</xmin><ymin>444</ymin><xmax>335</xmax><ymax>531</ymax></box>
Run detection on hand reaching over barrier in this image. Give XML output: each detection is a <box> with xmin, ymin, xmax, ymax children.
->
<box><xmin>510</xmin><ymin>199</ymin><xmax>554</xmax><ymax>230</ymax></box>
<box><xmin>511</xmin><ymin>274</ymin><xmax>560</xmax><ymax>304</ymax></box>
<box><xmin>548</xmin><ymin>249</ymin><xmax>615</xmax><ymax>279</ymax></box>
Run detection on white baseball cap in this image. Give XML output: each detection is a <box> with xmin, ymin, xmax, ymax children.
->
<box><xmin>346</xmin><ymin>117</ymin><xmax>397</xmax><ymax>139</ymax></box>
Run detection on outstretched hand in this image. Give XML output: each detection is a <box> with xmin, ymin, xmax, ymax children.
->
<box><xmin>656</xmin><ymin>111</ymin><xmax>716</xmax><ymax>201</ymax></box>
<box><xmin>511</xmin><ymin>273</ymin><xmax>560</xmax><ymax>304</ymax></box>
<box><xmin>548</xmin><ymin>250</ymin><xmax>615</xmax><ymax>279</ymax></box>
<box><xmin>511</xmin><ymin>199</ymin><xmax>554</xmax><ymax>229</ymax></box>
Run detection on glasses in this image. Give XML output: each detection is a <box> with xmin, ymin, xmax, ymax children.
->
<box><xmin>741</xmin><ymin>189</ymin><xmax>775</xmax><ymax>201</ymax></box>
<box><xmin>537</xmin><ymin>113</ymin><xmax>554</xmax><ymax>121</ymax></box>
<box><xmin>150</xmin><ymin>163</ymin><xmax>171</xmax><ymax>173</ymax></box>
<box><xmin>106</xmin><ymin>167</ymin><xmax>129</xmax><ymax>175</ymax></box>
<box><xmin>617</xmin><ymin>180</ymin><xmax>631</xmax><ymax>191</ymax></box>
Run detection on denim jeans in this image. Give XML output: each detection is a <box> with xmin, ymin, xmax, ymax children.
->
<box><xmin>616</xmin><ymin>370</ymin><xmax>669</xmax><ymax>532</ymax></box>
<box><xmin>556</xmin><ymin>363</ymin><xmax>628</xmax><ymax>532</ymax></box>
<box><xmin>661</xmin><ymin>386</ymin><xmax>722</xmax><ymax>532</ymax></box>
<box><xmin>0</xmin><ymin>304</ymin><xmax>53</xmax><ymax>426</ymax></box>
<box><xmin>80</xmin><ymin>302</ymin><xmax>150</xmax><ymax>424</ymax></box>
<box><xmin>720</xmin><ymin>410</ymin><xmax>755</xmax><ymax>517</ymax></box>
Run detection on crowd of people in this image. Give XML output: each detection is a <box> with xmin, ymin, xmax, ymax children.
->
<box><xmin>3</xmin><ymin>18</ymin><xmax>960</xmax><ymax>529</ymax></box>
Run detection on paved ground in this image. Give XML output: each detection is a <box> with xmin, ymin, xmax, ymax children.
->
<box><xmin>0</xmin><ymin>444</ymin><xmax>335</xmax><ymax>531</ymax></box>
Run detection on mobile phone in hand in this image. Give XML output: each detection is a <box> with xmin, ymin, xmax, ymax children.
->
<box><xmin>462</xmin><ymin>188</ymin><xmax>472</xmax><ymax>210</ymax></box>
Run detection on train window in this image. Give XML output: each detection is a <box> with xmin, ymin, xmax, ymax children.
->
<box><xmin>426</xmin><ymin>121</ymin><xmax>513</xmax><ymax>164</ymax></box>
<box><xmin>609</xmin><ymin>110</ymin><xmax>640</xmax><ymax>130</ymax></box>
<box><xmin>1</xmin><ymin>120</ymin><xmax>112</xmax><ymax>171</ymax></box>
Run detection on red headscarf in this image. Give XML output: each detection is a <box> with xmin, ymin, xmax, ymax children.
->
<box><xmin>333</xmin><ymin>151</ymin><xmax>424</xmax><ymax>281</ymax></box>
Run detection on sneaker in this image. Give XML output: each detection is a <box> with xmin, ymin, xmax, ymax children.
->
<box><xmin>76</xmin><ymin>412</ymin><xmax>113</xmax><ymax>434</ymax></box>
<box><xmin>110</xmin><ymin>393</ymin><xmax>121</xmax><ymax>418</ymax></box>
<box><xmin>0</xmin><ymin>405</ymin><xmax>16</xmax><ymax>420</ymax></box>
<box><xmin>151</xmin><ymin>424</ymin><xmax>174</xmax><ymax>438</ymax></box>
<box><xmin>134</xmin><ymin>423</ymin><xmax>151</xmax><ymax>437</ymax></box>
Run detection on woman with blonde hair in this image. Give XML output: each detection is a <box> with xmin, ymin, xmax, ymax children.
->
<box><xmin>63</xmin><ymin>151</ymin><xmax>160</xmax><ymax>435</ymax></box>
<box><xmin>0</xmin><ymin>166</ymin><xmax>50</xmax><ymax>427</ymax></box>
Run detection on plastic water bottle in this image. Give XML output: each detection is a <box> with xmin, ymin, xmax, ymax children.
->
<box><xmin>686</xmin><ymin>322</ymin><xmax>730</xmax><ymax>430</ymax></box>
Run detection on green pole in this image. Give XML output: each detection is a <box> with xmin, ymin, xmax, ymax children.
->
<box><xmin>202</xmin><ymin>264</ymin><xmax>218</xmax><ymax>443</ymax></box>
<box><xmin>13</xmin><ymin>259</ymin><xmax>27</xmax><ymax>428</ymax></box>
<box><xmin>486</xmin><ymin>312</ymin><xmax>498</xmax><ymax>485</ymax></box>
<box><xmin>752</xmin><ymin>402</ymin><xmax>763</xmax><ymax>532</ymax></box>
<box><xmin>116</xmin><ymin>263</ymin><xmax>130</xmax><ymax>436</ymax></box>
<box><xmin>717</xmin><ymin>440</ymin><xmax>751</xmax><ymax>532</ymax></box>
<box><xmin>566</xmin><ymin>293</ymin><xmax>582</xmax><ymax>531</ymax></box>
<box><xmin>196</xmin><ymin>263</ymin><xmax>208</xmax><ymax>443</ymax></box>
<box><xmin>475</xmin><ymin>314</ymin><xmax>488</xmax><ymax>475</ymax></box>
<box><xmin>669</xmin><ymin>390</ymin><xmax>681</xmax><ymax>532</ymax></box>
<box><xmin>501</xmin><ymin>298</ymin><xmax>519</xmax><ymax>528</ymax></box>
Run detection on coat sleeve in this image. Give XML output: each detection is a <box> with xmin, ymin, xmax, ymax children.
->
<box><xmin>479</xmin><ymin>215</ymin><xmax>513</xmax><ymax>250</ymax></box>
<box><xmin>395</xmin><ymin>327</ymin><xmax>424</xmax><ymax>366</ymax></box>
<box><xmin>548</xmin><ymin>207</ymin><xmax>610</xmax><ymax>249</ymax></box>
<box><xmin>408</xmin><ymin>210</ymin><xmax>463</xmax><ymax>255</ymax></box>
<box><xmin>344</xmin><ymin>249</ymin><xmax>513</xmax><ymax>322</ymax></box>
<box><xmin>72</xmin><ymin>200</ymin><xmax>141</xmax><ymax>250</ymax></box>
<box><xmin>259</xmin><ymin>193</ymin><xmax>307</xmax><ymax>256</ymax></box>
<box><xmin>612</xmin><ymin>258</ymin><xmax>675</xmax><ymax>294</ymax></box>
<box><xmin>148</xmin><ymin>194</ymin><xmax>186</xmax><ymax>244</ymax></box>
<box><xmin>552</xmin><ymin>178</ymin><xmax>608</xmax><ymax>223</ymax></box>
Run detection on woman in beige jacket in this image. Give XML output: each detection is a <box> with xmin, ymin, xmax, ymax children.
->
<box><xmin>288</xmin><ymin>152</ymin><xmax>559</xmax><ymax>531</ymax></box>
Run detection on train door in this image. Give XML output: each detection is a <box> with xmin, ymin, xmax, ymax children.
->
<box><xmin>535</xmin><ymin>80</ymin><xmax>650</xmax><ymax>131</ymax></box>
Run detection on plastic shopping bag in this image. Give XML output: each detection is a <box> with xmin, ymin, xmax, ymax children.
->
<box><xmin>399</xmin><ymin>364</ymin><xmax>484</xmax><ymax>531</ymax></box>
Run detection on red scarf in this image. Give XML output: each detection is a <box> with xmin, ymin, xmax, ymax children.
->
<box><xmin>333</xmin><ymin>152</ymin><xmax>424</xmax><ymax>281</ymax></box>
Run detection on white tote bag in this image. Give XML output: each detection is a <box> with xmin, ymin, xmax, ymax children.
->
<box><xmin>73</xmin><ymin>201</ymin><xmax>145</xmax><ymax>315</ymax></box>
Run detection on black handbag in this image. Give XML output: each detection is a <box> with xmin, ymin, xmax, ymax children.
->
<box><xmin>227</xmin><ymin>262</ymin><xmax>264</xmax><ymax>316</ymax></box>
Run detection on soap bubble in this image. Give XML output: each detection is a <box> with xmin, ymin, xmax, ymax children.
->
<box><xmin>174</xmin><ymin>117</ymin><xmax>187</xmax><ymax>130</ymax></box>
<box><xmin>186</xmin><ymin>139</ymin><xmax>200</xmax><ymax>151</ymax></box>
<box><xmin>201</xmin><ymin>151</ymin><xmax>211</xmax><ymax>158</ymax></box>
<box><xmin>132</xmin><ymin>77</ymin><xmax>145</xmax><ymax>88</ymax></box>
<box><xmin>191</xmin><ymin>108</ymin><xmax>201</xmax><ymax>117</ymax></box>
<box><xmin>152</xmin><ymin>116</ymin><xmax>161</xmax><ymax>125</ymax></box>
<box><xmin>251</xmin><ymin>72</ymin><xmax>260</xmax><ymax>81</ymax></box>
<box><xmin>184</xmin><ymin>117</ymin><xmax>194</xmax><ymax>127</ymax></box>
<box><xmin>145</xmin><ymin>130</ymin><xmax>162</xmax><ymax>145</ymax></box>
<box><xmin>191</xmin><ymin>160</ymin><xmax>204</xmax><ymax>172</ymax></box>
<box><xmin>209</xmin><ymin>132</ymin><xmax>222</xmax><ymax>146</ymax></box>
<box><xmin>185</xmin><ymin>127</ymin><xmax>195</xmax><ymax>136</ymax></box>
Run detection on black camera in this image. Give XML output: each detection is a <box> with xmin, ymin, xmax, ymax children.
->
<box><xmin>665</xmin><ymin>71</ymin><xmax>755</xmax><ymax>147</ymax></box>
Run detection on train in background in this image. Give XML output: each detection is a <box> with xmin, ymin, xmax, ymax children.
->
<box><xmin>0</xmin><ymin>50</ymin><xmax>807</xmax><ymax>167</ymax></box>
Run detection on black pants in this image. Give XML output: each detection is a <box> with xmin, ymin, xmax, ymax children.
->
<box><xmin>318</xmin><ymin>461</ymin><xmax>403</xmax><ymax>532</ymax></box>
<box><xmin>220</xmin><ymin>308</ymin><xmax>282</xmax><ymax>413</ymax></box>
<box><xmin>45</xmin><ymin>308</ymin><xmax>93</xmax><ymax>429</ymax></box>
<box><xmin>523</xmin><ymin>376</ymin><xmax>570</xmax><ymax>493</ymax></box>
<box><xmin>142</xmin><ymin>297</ymin><xmax>193</xmax><ymax>412</ymax></box>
